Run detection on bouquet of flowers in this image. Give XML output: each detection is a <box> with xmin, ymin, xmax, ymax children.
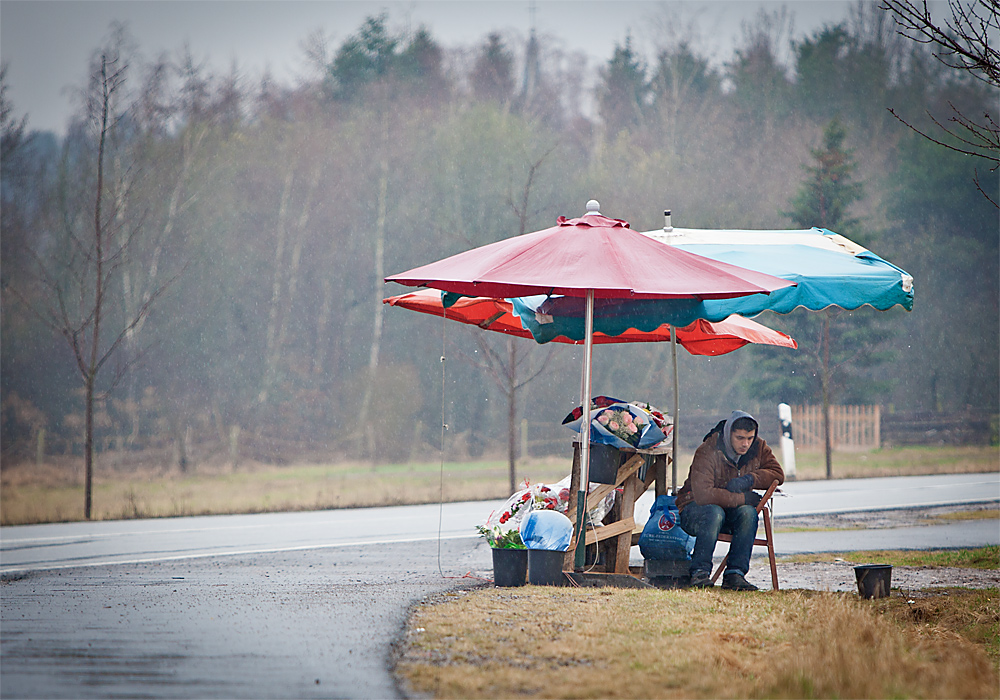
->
<box><xmin>563</xmin><ymin>397</ymin><xmax>671</xmax><ymax>450</ymax></box>
<box><xmin>476</xmin><ymin>525</ymin><xmax>525</xmax><ymax>549</ymax></box>
<box><xmin>590</xmin><ymin>403</ymin><xmax>666</xmax><ymax>450</ymax></box>
<box><xmin>487</xmin><ymin>479</ymin><xmax>566</xmax><ymax>527</ymax></box>
<box><xmin>632</xmin><ymin>401</ymin><xmax>670</xmax><ymax>432</ymax></box>
<box><xmin>595</xmin><ymin>407</ymin><xmax>647</xmax><ymax>448</ymax></box>
<box><xmin>482</xmin><ymin>476</ymin><xmax>616</xmax><ymax>536</ymax></box>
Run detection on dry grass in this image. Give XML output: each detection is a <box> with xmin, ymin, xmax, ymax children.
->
<box><xmin>396</xmin><ymin>586</ymin><xmax>999</xmax><ymax>699</ymax></box>
<box><xmin>926</xmin><ymin>506</ymin><xmax>1000</xmax><ymax>523</ymax></box>
<box><xmin>1</xmin><ymin>445</ymin><xmax>995</xmax><ymax>525</ymax></box>
<box><xmin>781</xmin><ymin>545</ymin><xmax>1000</xmax><ymax>570</ymax></box>
<box><xmin>788</xmin><ymin>444</ymin><xmax>998</xmax><ymax>480</ymax></box>
<box><xmin>0</xmin><ymin>455</ymin><xmax>572</xmax><ymax>525</ymax></box>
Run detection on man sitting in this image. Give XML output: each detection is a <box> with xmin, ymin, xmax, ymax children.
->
<box><xmin>675</xmin><ymin>410</ymin><xmax>784</xmax><ymax>590</ymax></box>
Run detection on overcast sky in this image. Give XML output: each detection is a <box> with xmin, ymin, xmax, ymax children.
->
<box><xmin>2</xmin><ymin>1</ymin><xmax>858</xmax><ymax>134</ymax></box>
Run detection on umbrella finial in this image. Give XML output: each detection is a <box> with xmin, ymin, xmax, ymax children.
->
<box><xmin>586</xmin><ymin>200</ymin><xmax>601</xmax><ymax>215</ymax></box>
<box><xmin>664</xmin><ymin>209</ymin><xmax>673</xmax><ymax>232</ymax></box>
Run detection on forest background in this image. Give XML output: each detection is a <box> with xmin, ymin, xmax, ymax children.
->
<box><xmin>2</xmin><ymin>2</ymin><xmax>997</xmax><ymax>476</ymax></box>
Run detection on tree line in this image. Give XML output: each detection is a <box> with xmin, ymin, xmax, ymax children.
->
<box><xmin>2</xmin><ymin>5</ymin><xmax>997</xmax><ymax>480</ymax></box>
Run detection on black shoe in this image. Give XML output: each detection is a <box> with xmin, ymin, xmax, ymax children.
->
<box><xmin>689</xmin><ymin>571</ymin><xmax>714</xmax><ymax>588</ymax></box>
<box><xmin>721</xmin><ymin>573</ymin><xmax>759</xmax><ymax>591</ymax></box>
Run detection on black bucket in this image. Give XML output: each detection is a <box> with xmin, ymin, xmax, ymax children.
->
<box><xmin>527</xmin><ymin>549</ymin><xmax>567</xmax><ymax>586</ymax></box>
<box><xmin>588</xmin><ymin>443</ymin><xmax>621</xmax><ymax>484</ymax></box>
<box><xmin>854</xmin><ymin>564</ymin><xmax>892</xmax><ymax>599</ymax></box>
<box><xmin>491</xmin><ymin>547</ymin><xmax>528</xmax><ymax>587</ymax></box>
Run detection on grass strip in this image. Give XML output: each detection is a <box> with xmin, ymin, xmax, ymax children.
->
<box><xmin>396</xmin><ymin>585</ymin><xmax>999</xmax><ymax>699</ymax></box>
<box><xmin>780</xmin><ymin>545</ymin><xmax>1000</xmax><ymax>570</ymax></box>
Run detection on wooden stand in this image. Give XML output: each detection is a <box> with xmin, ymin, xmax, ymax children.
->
<box><xmin>563</xmin><ymin>441</ymin><xmax>673</xmax><ymax>575</ymax></box>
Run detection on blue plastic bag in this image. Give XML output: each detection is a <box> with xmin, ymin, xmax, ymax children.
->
<box><xmin>519</xmin><ymin>509</ymin><xmax>573</xmax><ymax>551</ymax></box>
<box><xmin>638</xmin><ymin>495</ymin><xmax>695</xmax><ymax>560</ymax></box>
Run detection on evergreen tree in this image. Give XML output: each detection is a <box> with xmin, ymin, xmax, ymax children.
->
<box><xmin>648</xmin><ymin>43</ymin><xmax>722</xmax><ymax>153</ymax></box>
<box><xmin>726</xmin><ymin>9</ymin><xmax>794</xmax><ymax>135</ymax></box>
<box><xmin>471</xmin><ymin>32</ymin><xmax>515</xmax><ymax>105</ymax></box>
<box><xmin>885</xmin><ymin>133</ymin><xmax>998</xmax><ymax>413</ymax></box>
<box><xmin>785</xmin><ymin>118</ymin><xmax>864</xmax><ymax>238</ymax></box>
<box><xmin>325</xmin><ymin>14</ymin><xmax>399</xmax><ymax>102</ymax></box>
<box><xmin>396</xmin><ymin>26</ymin><xmax>448</xmax><ymax>100</ymax></box>
<box><xmin>794</xmin><ymin>24</ymin><xmax>850</xmax><ymax>122</ymax></box>
<box><xmin>744</xmin><ymin>119</ymin><xmax>894</xmax><ymax>478</ymax></box>
<box><xmin>597</xmin><ymin>36</ymin><xmax>647</xmax><ymax>137</ymax></box>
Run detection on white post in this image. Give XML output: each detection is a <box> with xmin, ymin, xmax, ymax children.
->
<box><xmin>778</xmin><ymin>403</ymin><xmax>796</xmax><ymax>481</ymax></box>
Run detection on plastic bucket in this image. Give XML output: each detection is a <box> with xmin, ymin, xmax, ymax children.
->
<box><xmin>854</xmin><ymin>564</ymin><xmax>892</xmax><ymax>599</ymax></box>
<box><xmin>491</xmin><ymin>548</ymin><xmax>528</xmax><ymax>587</ymax></box>
<box><xmin>588</xmin><ymin>443</ymin><xmax>621</xmax><ymax>484</ymax></box>
<box><xmin>527</xmin><ymin>549</ymin><xmax>567</xmax><ymax>586</ymax></box>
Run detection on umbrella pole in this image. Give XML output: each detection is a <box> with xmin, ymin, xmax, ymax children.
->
<box><xmin>671</xmin><ymin>333</ymin><xmax>679</xmax><ymax>494</ymax></box>
<box><xmin>574</xmin><ymin>289</ymin><xmax>595</xmax><ymax>571</ymax></box>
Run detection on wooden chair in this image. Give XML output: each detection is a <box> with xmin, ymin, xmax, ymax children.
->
<box><xmin>710</xmin><ymin>480</ymin><xmax>780</xmax><ymax>590</ymax></box>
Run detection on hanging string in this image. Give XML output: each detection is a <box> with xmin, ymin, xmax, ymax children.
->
<box><xmin>434</xmin><ymin>303</ymin><xmax>495</xmax><ymax>585</ymax></box>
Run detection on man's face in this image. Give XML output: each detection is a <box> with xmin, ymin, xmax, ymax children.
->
<box><xmin>730</xmin><ymin>428</ymin><xmax>755</xmax><ymax>455</ymax></box>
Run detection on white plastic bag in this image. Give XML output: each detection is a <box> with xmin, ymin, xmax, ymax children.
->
<box><xmin>519</xmin><ymin>509</ymin><xmax>573</xmax><ymax>551</ymax></box>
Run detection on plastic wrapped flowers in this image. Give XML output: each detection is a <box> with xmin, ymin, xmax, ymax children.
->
<box><xmin>482</xmin><ymin>476</ymin><xmax>616</xmax><ymax>537</ymax></box>
<box><xmin>563</xmin><ymin>397</ymin><xmax>670</xmax><ymax>450</ymax></box>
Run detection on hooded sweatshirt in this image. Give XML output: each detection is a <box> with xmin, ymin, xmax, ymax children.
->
<box><xmin>674</xmin><ymin>410</ymin><xmax>784</xmax><ymax>512</ymax></box>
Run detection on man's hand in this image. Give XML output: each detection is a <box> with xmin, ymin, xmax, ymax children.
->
<box><xmin>745</xmin><ymin>490</ymin><xmax>762</xmax><ymax>508</ymax></box>
<box><xmin>725</xmin><ymin>474</ymin><xmax>754</xmax><ymax>493</ymax></box>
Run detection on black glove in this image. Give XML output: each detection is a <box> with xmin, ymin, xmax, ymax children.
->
<box><xmin>745</xmin><ymin>490</ymin><xmax>762</xmax><ymax>508</ymax></box>
<box><xmin>725</xmin><ymin>474</ymin><xmax>754</xmax><ymax>493</ymax></box>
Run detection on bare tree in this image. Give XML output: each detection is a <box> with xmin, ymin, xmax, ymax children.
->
<box><xmin>358</xmin><ymin>93</ymin><xmax>391</xmax><ymax>463</ymax></box>
<box><xmin>882</xmin><ymin>0</ymin><xmax>999</xmax><ymax>205</ymax></box>
<box><xmin>481</xmin><ymin>147</ymin><xmax>557</xmax><ymax>490</ymax></box>
<box><xmin>469</xmin><ymin>335</ymin><xmax>555</xmax><ymax>493</ymax></box>
<box><xmin>117</xmin><ymin>55</ymin><xmax>208</xmax><ymax>449</ymax></box>
<box><xmin>8</xmin><ymin>39</ymin><xmax>171</xmax><ymax>518</ymax></box>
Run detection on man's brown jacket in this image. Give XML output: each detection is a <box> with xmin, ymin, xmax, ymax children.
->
<box><xmin>675</xmin><ymin>431</ymin><xmax>784</xmax><ymax>512</ymax></box>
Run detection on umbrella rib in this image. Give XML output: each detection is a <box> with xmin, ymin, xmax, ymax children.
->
<box><xmin>478</xmin><ymin>310</ymin><xmax>506</xmax><ymax>330</ymax></box>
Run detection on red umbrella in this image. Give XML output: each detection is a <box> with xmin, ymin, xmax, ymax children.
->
<box><xmin>383</xmin><ymin>289</ymin><xmax>798</xmax><ymax>355</ymax></box>
<box><xmin>386</xmin><ymin>207</ymin><xmax>794</xmax><ymax>300</ymax></box>
<box><xmin>385</xmin><ymin>201</ymin><xmax>794</xmax><ymax>569</ymax></box>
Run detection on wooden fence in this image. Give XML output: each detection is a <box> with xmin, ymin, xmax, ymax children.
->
<box><xmin>881</xmin><ymin>410</ymin><xmax>997</xmax><ymax>446</ymax></box>
<box><xmin>790</xmin><ymin>404</ymin><xmax>881</xmax><ymax>449</ymax></box>
<box><xmin>513</xmin><ymin>404</ymin><xmax>999</xmax><ymax>459</ymax></box>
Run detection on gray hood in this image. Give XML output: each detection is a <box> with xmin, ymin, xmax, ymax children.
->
<box><xmin>721</xmin><ymin>410</ymin><xmax>758</xmax><ymax>466</ymax></box>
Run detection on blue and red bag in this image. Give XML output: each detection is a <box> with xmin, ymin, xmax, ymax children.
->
<box><xmin>638</xmin><ymin>495</ymin><xmax>695</xmax><ymax>561</ymax></box>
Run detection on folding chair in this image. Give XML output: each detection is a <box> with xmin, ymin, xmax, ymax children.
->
<box><xmin>710</xmin><ymin>479</ymin><xmax>780</xmax><ymax>590</ymax></box>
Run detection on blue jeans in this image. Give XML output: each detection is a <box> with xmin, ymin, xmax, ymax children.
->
<box><xmin>680</xmin><ymin>503</ymin><xmax>759</xmax><ymax>577</ymax></box>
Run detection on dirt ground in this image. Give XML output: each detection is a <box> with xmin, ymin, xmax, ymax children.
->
<box><xmin>773</xmin><ymin>502</ymin><xmax>998</xmax><ymax>532</ymax></box>
<box><xmin>749</xmin><ymin>560</ymin><xmax>1000</xmax><ymax>592</ymax></box>
<box><xmin>745</xmin><ymin>503</ymin><xmax>1000</xmax><ymax>592</ymax></box>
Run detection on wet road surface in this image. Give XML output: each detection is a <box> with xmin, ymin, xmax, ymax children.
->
<box><xmin>1</xmin><ymin>539</ymin><xmax>486</xmax><ymax>699</ymax></box>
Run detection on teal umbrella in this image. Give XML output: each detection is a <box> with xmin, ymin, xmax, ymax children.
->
<box><xmin>512</xmin><ymin>226</ymin><xmax>913</xmax><ymax>342</ymax></box>
<box><xmin>644</xmin><ymin>225</ymin><xmax>913</xmax><ymax>315</ymax></box>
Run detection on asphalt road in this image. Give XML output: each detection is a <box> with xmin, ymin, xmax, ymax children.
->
<box><xmin>3</xmin><ymin>472</ymin><xmax>997</xmax><ymax>574</ymax></box>
<box><xmin>1</xmin><ymin>539</ymin><xmax>483</xmax><ymax>699</ymax></box>
<box><xmin>1</xmin><ymin>472</ymin><xmax>998</xmax><ymax>699</ymax></box>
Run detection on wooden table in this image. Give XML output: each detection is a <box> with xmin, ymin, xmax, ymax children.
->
<box><xmin>563</xmin><ymin>440</ymin><xmax>673</xmax><ymax>575</ymax></box>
